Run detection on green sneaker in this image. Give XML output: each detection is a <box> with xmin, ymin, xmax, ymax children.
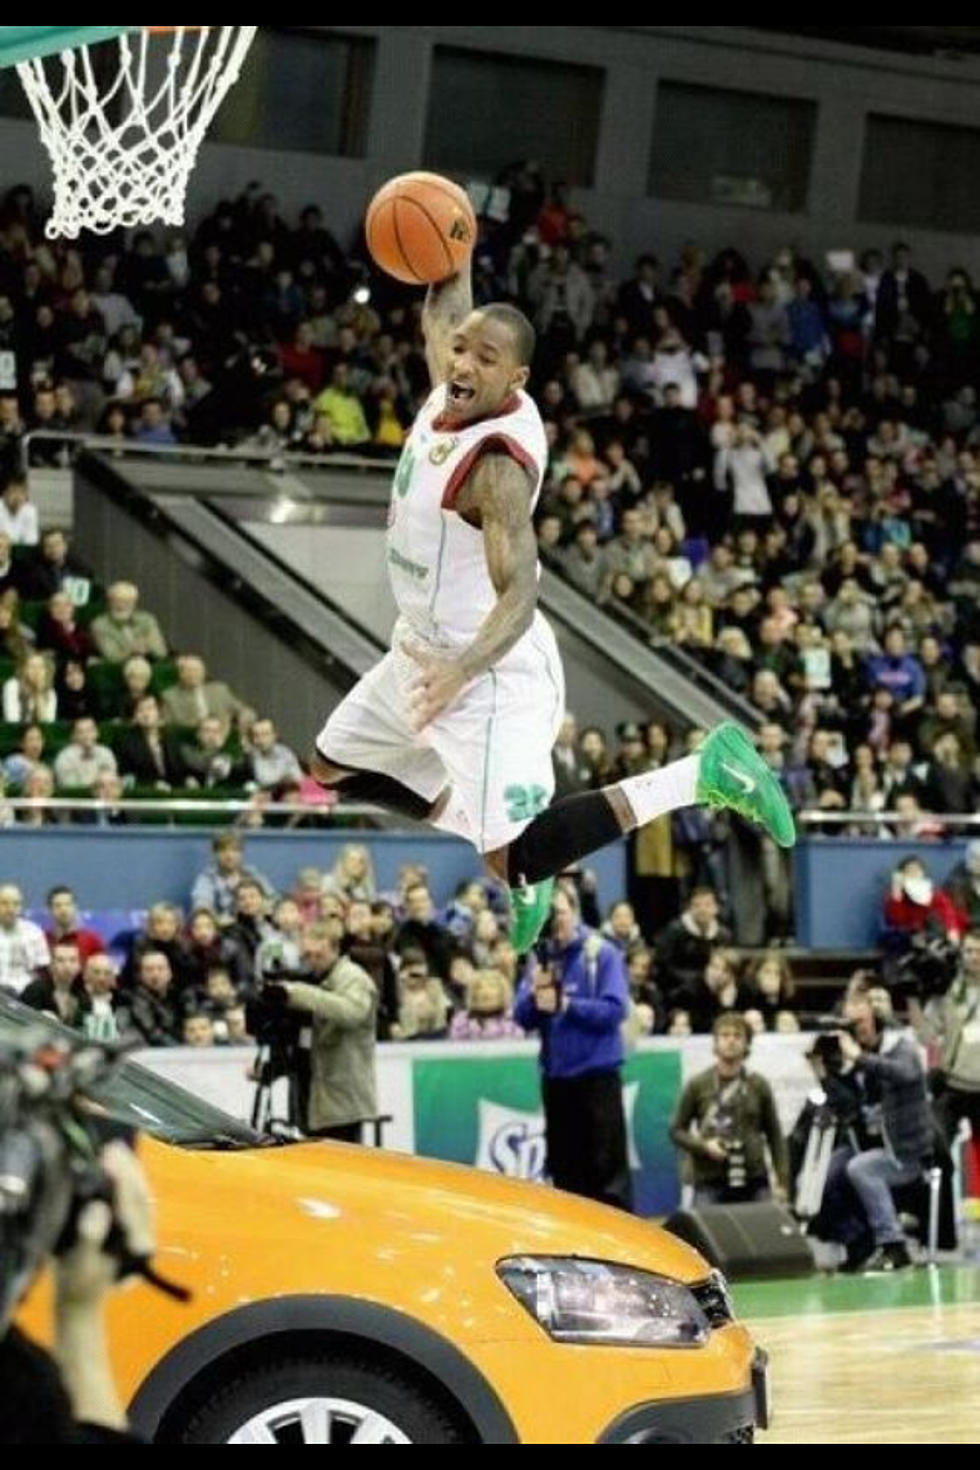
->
<box><xmin>510</xmin><ymin>876</ymin><xmax>555</xmax><ymax>955</ymax></box>
<box><xmin>696</xmin><ymin>721</ymin><xmax>796</xmax><ymax>849</ymax></box>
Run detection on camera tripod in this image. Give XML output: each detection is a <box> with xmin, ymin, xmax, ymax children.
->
<box><xmin>249</xmin><ymin>1041</ymin><xmax>310</xmax><ymax>1136</ymax></box>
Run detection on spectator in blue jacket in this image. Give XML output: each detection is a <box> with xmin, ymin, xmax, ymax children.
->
<box><xmin>190</xmin><ymin>831</ymin><xmax>275</xmax><ymax>926</ymax></box>
<box><xmin>864</xmin><ymin>624</ymin><xmax>926</xmax><ymax>731</ymax></box>
<box><xmin>514</xmin><ymin>885</ymin><xmax>632</xmax><ymax>1210</ymax></box>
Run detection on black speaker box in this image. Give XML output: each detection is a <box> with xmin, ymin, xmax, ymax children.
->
<box><xmin>664</xmin><ymin>1201</ymin><xmax>815</xmax><ymax>1280</ymax></box>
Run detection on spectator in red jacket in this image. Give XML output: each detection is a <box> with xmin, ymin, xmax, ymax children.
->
<box><xmin>882</xmin><ymin>856</ymin><xmax>968</xmax><ymax>945</ymax></box>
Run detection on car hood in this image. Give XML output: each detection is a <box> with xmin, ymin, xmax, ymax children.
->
<box><xmin>148</xmin><ymin>1134</ymin><xmax>708</xmax><ymax>1286</ymax></box>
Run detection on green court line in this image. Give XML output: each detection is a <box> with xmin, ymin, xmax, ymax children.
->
<box><xmin>733</xmin><ymin>1264</ymin><xmax>980</xmax><ymax>1320</ymax></box>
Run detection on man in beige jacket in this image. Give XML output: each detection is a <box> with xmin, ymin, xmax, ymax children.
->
<box><xmin>160</xmin><ymin>653</ymin><xmax>253</xmax><ymax>733</ymax></box>
<box><xmin>271</xmin><ymin>920</ymin><xmax>377</xmax><ymax>1142</ymax></box>
<box><xmin>90</xmin><ymin>581</ymin><xmax>168</xmax><ymax>663</ymax></box>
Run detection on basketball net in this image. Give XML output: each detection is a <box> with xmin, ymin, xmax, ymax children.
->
<box><xmin>16</xmin><ymin>26</ymin><xmax>257</xmax><ymax>239</ymax></box>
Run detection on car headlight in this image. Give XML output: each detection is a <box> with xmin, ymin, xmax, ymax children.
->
<box><xmin>496</xmin><ymin>1257</ymin><xmax>710</xmax><ymax>1347</ymax></box>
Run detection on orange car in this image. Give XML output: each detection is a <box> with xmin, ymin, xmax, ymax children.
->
<box><xmin>10</xmin><ymin>999</ymin><xmax>769</xmax><ymax>1444</ymax></box>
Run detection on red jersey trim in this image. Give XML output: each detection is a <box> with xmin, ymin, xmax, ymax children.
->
<box><xmin>441</xmin><ymin>432</ymin><xmax>540</xmax><ymax>511</ymax></box>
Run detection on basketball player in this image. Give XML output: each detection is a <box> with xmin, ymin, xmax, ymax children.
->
<box><xmin>312</xmin><ymin>268</ymin><xmax>794</xmax><ymax>952</ymax></box>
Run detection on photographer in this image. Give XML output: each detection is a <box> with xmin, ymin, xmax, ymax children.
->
<box><xmin>514</xmin><ymin>887</ymin><xmax>632</xmax><ymax>1211</ymax></box>
<box><xmin>0</xmin><ymin>1038</ymin><xmax>156</xmax><ymax>1442</ymax></box>
<box><xmin>909</xmin><ymin>927</ymin><xmax>980</xmax><ymax>1146</ymax></box>
<box><xmin>670</xmin><ymin>1013</ymin><xmax>788</xmax><ymax>1205</ymax></box>
<box><xmin>820</xmin><ymin>984</ymin><xmax>933</xmax><ymax>1272</ymax></box>
<box><xmin>262</xmin><ymin>920</ymin><xmax>377</xmax><ymax>1142</ymax></box>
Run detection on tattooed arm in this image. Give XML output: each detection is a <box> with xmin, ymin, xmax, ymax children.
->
<box><xmin>404</xmin><ymin>453</ymin><xmax>537</xmax><ymax>726</ymax></box>
<box><xmin>422</xmin><ymin>271</ymin><xmax>473</xmax><ymax>386</ymax></box>
<box><xmin>455</xmin><ymin>452</ymin><xmax>538</xmax><ymax>678</ymax></box>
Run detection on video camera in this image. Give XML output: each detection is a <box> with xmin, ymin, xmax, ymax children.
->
<box><xmin>244</xmin><ymin>959</ymin><xmax>310</xmax><ymax>1056</ymax></box>
<box><xmin>891</xmin><ymin>934</ymin><xmax>959</xmax><ymax>1001</ymax></box>
<box><xmin>808</xmin><ymin>1028</ymin><xmax>847</xmax><ymax>1076</ymax></box>
<box><xmin>0</xmin><ymin>1028</ymin><xmax>184</xmax><ymax>1335</ymax></box>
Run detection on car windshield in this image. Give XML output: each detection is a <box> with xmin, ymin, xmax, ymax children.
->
<box><xmin>0</xmin><ymin>992</ymin><xmax>263</xmax><ymax>1149</ymax></box>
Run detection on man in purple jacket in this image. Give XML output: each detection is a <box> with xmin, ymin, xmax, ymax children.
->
<box><xmin>515</xmin><ymin>885</ymin><xmax>631</xmax><ymax>1210</ymax></box>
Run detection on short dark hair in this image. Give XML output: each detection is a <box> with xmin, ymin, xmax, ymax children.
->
<box><xmin>481</xmin><ymin>303</ymin><xmax>536</xmax><ymax>367</ymax></box>
<box><xmin>47</xmin><ymin>884</ymin><xmax>74</xmax><ymax>905</ymax></box>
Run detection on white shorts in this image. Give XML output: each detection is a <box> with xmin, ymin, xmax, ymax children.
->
<box><xmin>316</xmin><ymin>612</ymin><xmax>565</xmax><ymax>853</ymax></box>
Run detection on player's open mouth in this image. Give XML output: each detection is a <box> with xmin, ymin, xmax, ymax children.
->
<box><xmin>448</xmin><ymin>381</ymin><xmax>476</xmax><ymax>407</ymax></box>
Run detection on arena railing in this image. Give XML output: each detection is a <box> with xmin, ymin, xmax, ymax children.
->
<box><xmin>0</xmin><ymin>795</ymin><xmax>398</xmax><ymax>826</ymax></box>
<box><xmin>795</xmin><ymin>810</ymin><xmax>980</xmax><ymax>833</ymax></box>
<box><xmin>3</xmin><ymin>799</ymin><xmax>977</xmax><ymax>832</ymax></box>
<box><xmin>23</xmin><ymin>429</ymin><xmax>389</xmax><ymax>475</ymax></box>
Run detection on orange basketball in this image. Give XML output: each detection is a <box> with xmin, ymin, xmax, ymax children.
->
<box><xmin>365</xmin><ymin>171</ymin><xmax>477</xmax><ymax>286</ymax></box>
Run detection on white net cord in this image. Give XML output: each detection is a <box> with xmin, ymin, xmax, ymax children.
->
<box><xmin>16</xmin><ymin>26</ymin><xmax>257</xmax><ymax>238</ymax></box>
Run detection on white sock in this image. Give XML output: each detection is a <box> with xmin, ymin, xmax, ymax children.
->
<box><xmin>618</xmin><ymin>754</ymin><xmax>700</xmax><ymax>828</ymax></box>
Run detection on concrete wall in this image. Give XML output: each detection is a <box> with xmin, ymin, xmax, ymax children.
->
<box><xmin>5</xmin><ymin>27</ymin><xmax>980</xmax><ymax>276</ymax></box>
<box><xmin>249</xmin><ymin>521</ymin><xmax>399</xmax><ymax>646</ymax></box>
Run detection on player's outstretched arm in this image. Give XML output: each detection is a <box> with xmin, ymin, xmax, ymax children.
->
<box><xmin>422</xmin><ymin>271</ymin><xmax>473</xmax><ymax>386</ymax></box>
<box><xmin>404</xmin><ymin>452</ymin><xmax>536</xmax><ymax>729</ymax></box>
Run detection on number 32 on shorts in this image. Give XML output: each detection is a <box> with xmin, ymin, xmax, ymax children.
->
<box><xmin>504</xmin><ymin>783</ymin><xmax>549</xmax><ymax>824</ymax></box>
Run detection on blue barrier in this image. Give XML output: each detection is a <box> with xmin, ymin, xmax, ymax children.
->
<box><xmin>0</xmin><ymin>826</ymin><xmax>627</xmax><ymax>917</ymax></box>
<box><xmin>7</xmin><ymin>827</ymin><xmax>966</xmax><ymax>950</ymax></box>
<box><xmin>794</xmin><ymin>836</ymin><xmax>972</xmax><ymax>949</ymax></box>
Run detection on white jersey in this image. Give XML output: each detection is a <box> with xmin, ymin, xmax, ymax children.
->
<box><xmin>318</xmin><ymin>380</ymin><xmax>564</xmax><ymax>855</ymax></box>
<box><xmin>385</xmin><ymin>385</ymin><xmax>548</xmax><ymax>646</ymax></box>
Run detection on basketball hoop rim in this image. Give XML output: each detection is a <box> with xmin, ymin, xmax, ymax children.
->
<box><xmin>0</xmin><ymin>28</ymin><xmax>143</xmax><ymax>70</ymax></box>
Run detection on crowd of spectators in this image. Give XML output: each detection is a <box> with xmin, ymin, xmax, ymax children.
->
<box><xmin>522</xmin><ymin>231</ymin><xmax>979</xmax><ymax>841</ymax></box>
<box><xmin>0</xmin><ymin>844</ymin><xmax>525</xmax><ymax>1047</ymax></box>
<box><xmin>4</xmin><ymin>841</ymin><xmax>976</xmax><ymax>1066</ymax></box>
<box><xmin>0</xmin><ymin>177</ymin><xmax>976</xmax><ymax>842</ymax></box>
<box><xmin>0</xmin><ymin>173</ymin><xmax>973</xmax><ymax>1253</ymax></box>
<box><xmin>0</xmin><ymin>175</ymin><xmax>975</xmax><ymax>950</ymax></box>
<box><xmin>0</xmin><ymin>522</ymin><xmax>310</xmax><ymax>820</ymax></box>
<box><xmin>0</xmin><ymin>837</ymin><xmax>892</xmax><ymax>1048</ymax></box>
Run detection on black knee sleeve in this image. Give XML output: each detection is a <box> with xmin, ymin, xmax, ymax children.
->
<box><xmin>319</xmin><ymin>760</ymin><xmax>435</xmax><ymax>822</ymax></box>
<box><xmin>507</xmin><ymin>791</ymin><xmax>622</xmax><ymax>886</ymax></box>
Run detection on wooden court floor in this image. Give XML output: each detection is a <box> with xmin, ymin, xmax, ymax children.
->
<box><xmin>734</xmin><ymin>1267</ymin><xmax>980</xmax><ymax>1444</ymax></box>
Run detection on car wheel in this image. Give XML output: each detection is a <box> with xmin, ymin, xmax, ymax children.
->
<box><xmin>176</xmin><ymin>1352</ymin><xmax>470</xmax><ymax>1444</ymax></box>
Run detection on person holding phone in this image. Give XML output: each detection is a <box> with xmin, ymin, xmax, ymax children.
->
<box><xmin>514</xmin><ymin>886</ymin><xmax>632</xmax><ymax>1210</ymax></box>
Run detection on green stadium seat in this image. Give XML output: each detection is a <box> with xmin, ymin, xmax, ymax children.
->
<box><xmin>86</xmin><ymin>659</ymin><xmax>125</xmax><ymax>718</ymax></box>
<box><xmin>75</xmin><ymin>587</ymin><xmax>105</xmax><ymax>624</ymax></box>
<box><xmin>18</xmin><ymin>601</ymin><xmax>44</xmax><ymax>633</ymax></box>
<box><xmin>150</xmin><ymin>658</ymin><xmax>179</xmax><ymax>693</ymax></box>
<box><xmin>0</xmin><ymin>721</ymin><xmax>25</xmax><ymax>757</ymax></box>
<box><xmin>45</xmin><ymin>721</ymin><xmax>76</xmax><ymax>758</ymax></box>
